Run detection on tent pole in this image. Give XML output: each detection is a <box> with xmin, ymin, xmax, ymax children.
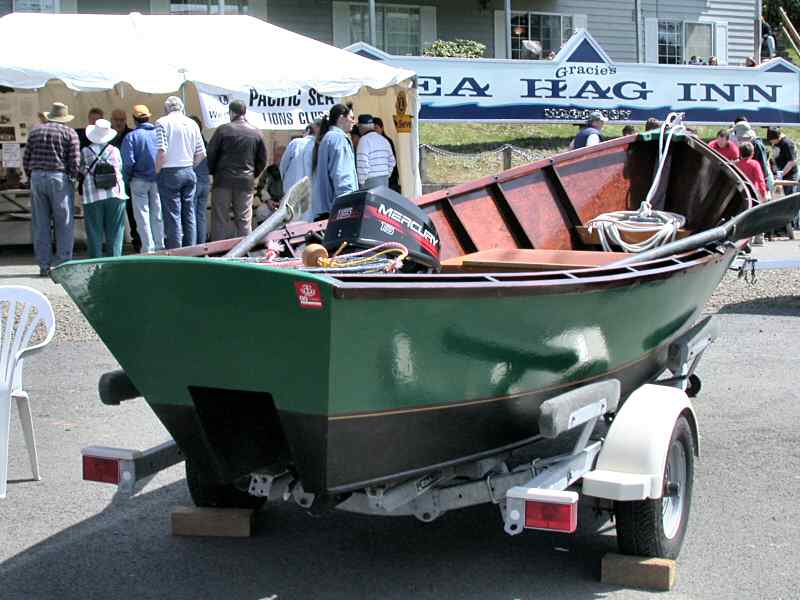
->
<box><xmin>369</xmin><ymin>0</ymin><xmax>377</xmax><ymax>46</ymax></box>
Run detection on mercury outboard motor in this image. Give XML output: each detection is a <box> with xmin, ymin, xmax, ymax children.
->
<box><xmin>323</xmin><ymin>187</ymin><xmax>441</xmax><ymax>272</ymax></box>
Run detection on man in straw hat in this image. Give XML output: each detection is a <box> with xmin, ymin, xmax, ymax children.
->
<box><xmin>22</xmin><ymin>101</ymin><xmax>80</xmax><ymax>277</ymax></box>
<box><xmin>122</xmin><ymin>104</ymin><xmax>164</xmax><ymax>252</ymax></box>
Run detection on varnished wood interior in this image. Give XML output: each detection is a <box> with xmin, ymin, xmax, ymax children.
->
<box><xmin>415</xmin><ymin>135</ymin><xmax>754</xmax><ymax>265</ymax></box>
<box><xmin>160</xmin><ymin>134</ymin><xmax>755</xmax><ymax>274</ymax></box>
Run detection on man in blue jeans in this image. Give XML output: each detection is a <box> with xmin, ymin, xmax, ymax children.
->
<box><xmin>22</xmin><ymin>102</ymin><xmax>80</xmax><ymax>276</ymax></box>
<box><xmin>154</xmin><ymin>96</ymin><xmax>206</xmax><ymax>248</ymax></box>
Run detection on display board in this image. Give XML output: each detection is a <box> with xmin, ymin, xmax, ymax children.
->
<box><xmin>348</xmin><ymin>30</ymin><xmax>800</xmax><ymax>126</ymax></box>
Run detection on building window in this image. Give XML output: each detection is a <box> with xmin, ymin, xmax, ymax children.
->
<box><xmin>511</xmin><ymin>12</ymin><xmax>572</xmax><ymax>59</ymax></box>
<box><xmin>684</xmin><ymin>22</ymin><xmax>713</xmax><ymax>62</ymax></box>
<box><xmin>658</xmin><ymin>20</ymin><xmax>715</xmax><ymax>64</ymax></box>
<box><xmin>170</xmin><ymin>0</ymin><xmax>248</xmax><ymax>15</ymax></box>
<box><xmin>657</xmin><ymin>20</ymin><xmax>682</xmax><ymax>64</ymax></box>
<box><xmin>348</xmin><ymin>3</ymin><xmax>421</xmax><ymax>55</ymax></box>
<box><xmin>1</xmin><ymin>0</ymin><xmax>58</xmax><ymax>12</ymax></box>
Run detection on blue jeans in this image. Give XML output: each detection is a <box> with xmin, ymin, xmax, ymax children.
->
<box><xmin>157</xmin><ymin>166</ymin><xmax>196</xmax><ymax>249</ymax></box>
<box><xmin>30</xmin><ymin>170</ymin><xmax>75</xmax><ymax>270</ymax></box>
<box><xmin>194</xmin><ymin>181</ymin><xmax>210</xmax><ymax>244</ymax></box>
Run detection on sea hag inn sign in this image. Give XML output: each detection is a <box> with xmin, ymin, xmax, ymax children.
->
<box><xmin>347</xmin><ymin>30</ymin><xmax>800</xmax><ymax>126</ymax></box>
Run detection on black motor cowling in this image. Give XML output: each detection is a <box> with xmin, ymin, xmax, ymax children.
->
<box><xmin>323</xmin><ymin>187</ymin><xmax>441</xmax><ymax>271</ymax></box>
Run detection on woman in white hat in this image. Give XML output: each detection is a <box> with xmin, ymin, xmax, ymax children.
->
<box><xmin>80</xmin><ymin>118</ymin><xmax>128</xmax><ymax>258</ymax></box>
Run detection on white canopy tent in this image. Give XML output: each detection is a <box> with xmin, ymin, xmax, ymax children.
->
<box><xmin>0</xmin><ymin>12</ymin><xmax>421</xmax><ymax>196</ymax></box>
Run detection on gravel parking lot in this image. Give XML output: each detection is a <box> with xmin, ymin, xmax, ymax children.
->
<box><xmin>1</xmin><ymin>242</ymin><xmax>798</xmax><ymax>599</ymax></box>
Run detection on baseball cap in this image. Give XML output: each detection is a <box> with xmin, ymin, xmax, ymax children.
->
<box><xmin>132</xmin><ymin>104</ymin><xmax>151</xmax><ymax>118</ymax></box>
<box><xmin>588</xmin><ymin>110</ymin><xmax>607</xmax><ymax>122</ymax></box>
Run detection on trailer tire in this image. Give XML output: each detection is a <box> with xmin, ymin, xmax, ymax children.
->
<box><xmin>614</xmin><ymin>414</ymin><xmax>694</xmax><ymax>559</ymax></box>
<box><xmin>185</xmin><ymin>461</ymin><xmax>266</xmax><ymax>510</ymax></box>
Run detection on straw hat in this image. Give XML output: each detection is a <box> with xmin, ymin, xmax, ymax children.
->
<box><xmin>132</xmin><ymin>104</ymin><xmax>151</xmax><ymax>119</ymax></box>
<box><xmin>45</xmin><ymin>102</ymin><xmax>74</xmax><ymax>123</ymax></box>
<box><xmin>86</xmin><ymin>118</ymin><xmax>117</xmax><ymax>144</ymax></box>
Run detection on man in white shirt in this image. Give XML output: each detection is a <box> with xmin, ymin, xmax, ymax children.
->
<box><xmin>154</xmin><ymin>96</ymin><xmax>206</xmax><ymax>248</ymax></box>
<box><xmin>355</xmin><ymin>114</ymin><xmax>396</xmax><ymax>190</ymax></box>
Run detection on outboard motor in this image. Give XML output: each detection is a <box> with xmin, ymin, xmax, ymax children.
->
<box><xmin>323</xmin><ymin>187</ymin><xmax>441</xmax><ymax>272</ymax></box>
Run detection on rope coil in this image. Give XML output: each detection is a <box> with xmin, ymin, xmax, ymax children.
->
<box><xmin>587</xmin><ymin>113</ymin><xmax>687</xmax><ymax>253</ymax></box>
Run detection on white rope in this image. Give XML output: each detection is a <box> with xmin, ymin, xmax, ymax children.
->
<box><xmin>587</xmin><ymin>113</ymin><xmax>687</xmax><ymax>253</ymax></box>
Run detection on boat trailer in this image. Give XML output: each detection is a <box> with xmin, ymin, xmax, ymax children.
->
<box><xmin>82</xmin><ymin>316</ymin><xmax>715</xmax><ymax>546</ymax></box>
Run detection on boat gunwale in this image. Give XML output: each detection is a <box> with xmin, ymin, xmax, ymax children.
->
<box><xmin>329</xmin><ymin>244</ymin><xmax>739</xmax><ymax>299</ymax></box>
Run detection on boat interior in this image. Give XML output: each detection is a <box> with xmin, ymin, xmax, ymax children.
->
<box><xmin>165</xmin><ymin>135</ymin><xmax>754</xmax><ymax>277</ymax></box>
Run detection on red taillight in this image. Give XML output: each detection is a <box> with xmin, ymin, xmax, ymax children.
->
<box><xmin>524</xmin><ymin>498</ymin><xmax>578</xmax><ymax>532</ymax></box>
<box><xmin>82</xmin><ymin>455</ymin><xmax>120</xmax><ymax>484</ymax></box>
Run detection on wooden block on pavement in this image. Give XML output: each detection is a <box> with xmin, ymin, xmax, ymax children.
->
<box><xmin>601</xmin><ymin>553</ymin><xmax>676</xmax><ymax>591</ymax></box>
<box><xmin>171</xmin><ymin>505</ymin><xmax>254</xmax><ymax>538</ymax></box>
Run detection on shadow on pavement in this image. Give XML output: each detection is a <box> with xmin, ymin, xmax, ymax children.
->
<box><xmin>718</xmin><ymin>294</ymin><xmax>800</xmax><ymax>316</ymax></box>
<box><xmin>0</xmin><ymin>479</ymin><xmax>623</xmax><ymax>600</ymax></box>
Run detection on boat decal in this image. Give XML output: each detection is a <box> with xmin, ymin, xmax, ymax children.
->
<box><xmin>294</xmin><ymin>281</ymin><xmax>324</xmax><ymax>309</ymax></box>
<box><xmin>366</xmin><ymin>204</ymin><xmax>440</xmax><ymax>258</ymax></box>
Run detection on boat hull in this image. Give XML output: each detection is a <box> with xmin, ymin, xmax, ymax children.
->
<box><xmin>54</xmin><ymin>247</ymin><xmax>734</xmax><ymax>495</ymax></box>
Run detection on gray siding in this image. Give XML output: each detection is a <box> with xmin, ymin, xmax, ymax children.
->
<box><xmin>490</xmin><ymin>0</ymin><xmax>638</xmax><ymax>62</ymax></box>
<box><xmin>641</xmin><ymin>0</ymin><xmax>757</xmax><ymax>65</ymax></box>
<box><xmin>703</xmin><ymin>0</ymin><xmax>757</xmax><ymax>64</ymax></box>
<box><xmin>266</xmin><ymin>0</ymin><xmax>333</xmax><ymax>44</ymax></box>
<box><xmin>77</xmin><ymin>0</ymin><xmax>149</xmax><ymax>13</ymax></box>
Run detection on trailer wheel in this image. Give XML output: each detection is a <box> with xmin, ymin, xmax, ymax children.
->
<box><xmin>185</xmin><ymin>461</ymin><xmax>266</xmax><ymax>510</ymax></box>
<box><xmin>614</xmin><ymin>415</ymin><xmax>694</xmax><ymax>559</ymax></box>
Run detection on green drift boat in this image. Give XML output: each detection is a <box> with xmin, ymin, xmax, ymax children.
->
<box><xmin>54</xmin><ymin>130</ymin><xmax>757</xmax><ymax>506</ymax></box>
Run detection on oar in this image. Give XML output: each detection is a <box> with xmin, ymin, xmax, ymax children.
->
<box><xmin>610</xmin><ymin>192</ymin><xmax>800</xmax><ymax>267</ymax></box>
<box><xmin>225</xmin><ymin>176</ymin><xmax>312</xmax><ymax>258</ymax></box>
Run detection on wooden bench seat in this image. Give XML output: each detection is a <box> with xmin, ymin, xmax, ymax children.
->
<box><xmin>441</xmin><ymin>248</ymin><xmax>630</xmax><ymax>272</ymax></box>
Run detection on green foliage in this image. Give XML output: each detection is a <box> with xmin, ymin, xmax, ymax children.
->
<box><xmin>764</xmin><ymin>0</ymin><xmax>800</xmax><ymax>33</ymax></box>
<box><xmin>423</xmin><ymin>39</ymin><xmax>486</xmax><ymax>59</ymax></box>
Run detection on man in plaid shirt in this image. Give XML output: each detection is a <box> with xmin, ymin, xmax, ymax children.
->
<box><xmin>22</xmin><ymin>102</ymin><xmax>80</xmax><ymax>276</ymax></box>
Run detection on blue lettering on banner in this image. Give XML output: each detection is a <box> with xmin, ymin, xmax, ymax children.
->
<box><xmin>348</xmin><ymin>29</ymin><xmax>800</xmax><ymax>124</ymax></box>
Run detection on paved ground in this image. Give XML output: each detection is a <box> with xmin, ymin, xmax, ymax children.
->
<box><xmin>1</xmin><ymin>245</ymin><xmax>799</xmax><ymax>599</ymax></box>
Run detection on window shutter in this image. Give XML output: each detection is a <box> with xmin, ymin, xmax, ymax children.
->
<box><xmin>714</xmin><ymin>21</ymin><xmax>728</xmax><ymax>64</ymax></box>
<box><xmin>494</xmin><ymin>10</ymin><xmax>507</xmax><ymax>58</ymax></box>
<box><xmin>573</xmin><ymin>14</ymin><xmax>587</xmax><ymax>32</ymax></box>
<box><xmin>420</xmin><ymin>5</ymin><xmax>437</xmax><ymax>53</ymax></box>
<box><xmin>645</xmin><ymin>17</ymin><xmax>658</xmax><ymax>63</ymax></box>
<box><xmin>332</xmin><ymin>1</ymin><xmax>350</xmax><ymax>48</ymax></box>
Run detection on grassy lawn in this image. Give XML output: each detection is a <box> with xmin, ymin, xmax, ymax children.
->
<box><xmin>419</xmin><ymin>121</ymin><xmax>800</xmax><ymax>184</ymax></box>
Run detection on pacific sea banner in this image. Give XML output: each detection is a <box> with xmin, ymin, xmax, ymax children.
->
<box><xmin>196</xmin><ymin>84</ymin><xmax>339</xmax><ymax>130</ymax></box>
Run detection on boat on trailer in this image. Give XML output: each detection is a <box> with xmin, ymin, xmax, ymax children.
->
<box><xmin>55</xmin><ymin>126</ymin><xmax>798</xmax><ymax>558</ymax></box>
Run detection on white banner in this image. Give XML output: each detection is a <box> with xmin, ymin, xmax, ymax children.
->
<box><xmin>196</xmin><ymin>85</ymin><xmax>340</xmax><ymax>130</ymax></box>
<box><xmin>348</xmin><ymin>31</ymin><xmax>800</xmax><ymax>126</ymax></box>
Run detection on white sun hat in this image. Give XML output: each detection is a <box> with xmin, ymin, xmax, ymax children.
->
<box><xmin>86</xmin><ymin>118</ymin><xmax>117</xmax><ymax>144</ymax></box>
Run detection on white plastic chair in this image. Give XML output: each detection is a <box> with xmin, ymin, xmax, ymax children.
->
<box><xmin>1</xmin><ymin>285</ymin><xmax>55</xmax><ymax>499</ymax></box>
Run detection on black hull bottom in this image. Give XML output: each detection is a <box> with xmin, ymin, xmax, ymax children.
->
<box><xmin>280</xmin><ymin>346</ymin><xmax>667</xmax><ymax>495</ymax></box>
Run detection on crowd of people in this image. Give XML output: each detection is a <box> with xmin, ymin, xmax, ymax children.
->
<box><xmin>23</xmin><ymin>95</ymin><xmax>797</xmax><ymax>275</ymax></box>
<box><xmin>570</xmin><ymin>110</ymin><xmax>797</xmax><ymax>244</ymax></box>
<box><xmin>20</xmin><ymin>99</ymin><xmax>402</xmax><ymax>275</ymax></box>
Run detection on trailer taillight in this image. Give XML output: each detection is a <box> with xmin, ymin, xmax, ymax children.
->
<box><xmin>524</xmin><ymin>497</ymin><xmax>578</xmax><ymax>533</ymax></box>
<box><xmin>506</xmin><ymin>488</ymin><xmax>579</xmax><ymax>534</ymax></box>
<box><xmin>82</xmin><ymin>454</ymin><xmax>120</xmax><ymax>484</ymax></box>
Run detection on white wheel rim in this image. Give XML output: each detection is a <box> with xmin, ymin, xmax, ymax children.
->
<box><xmin>662</xmin><ymin>440</ymin><xmax>687</xmax><ymax>540</ymax></box>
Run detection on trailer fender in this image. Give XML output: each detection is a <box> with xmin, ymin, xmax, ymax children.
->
<box><xmin>582</xmin><ymin>384</ymin><xmax>698</xmax><ymax>501</ymax></box>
